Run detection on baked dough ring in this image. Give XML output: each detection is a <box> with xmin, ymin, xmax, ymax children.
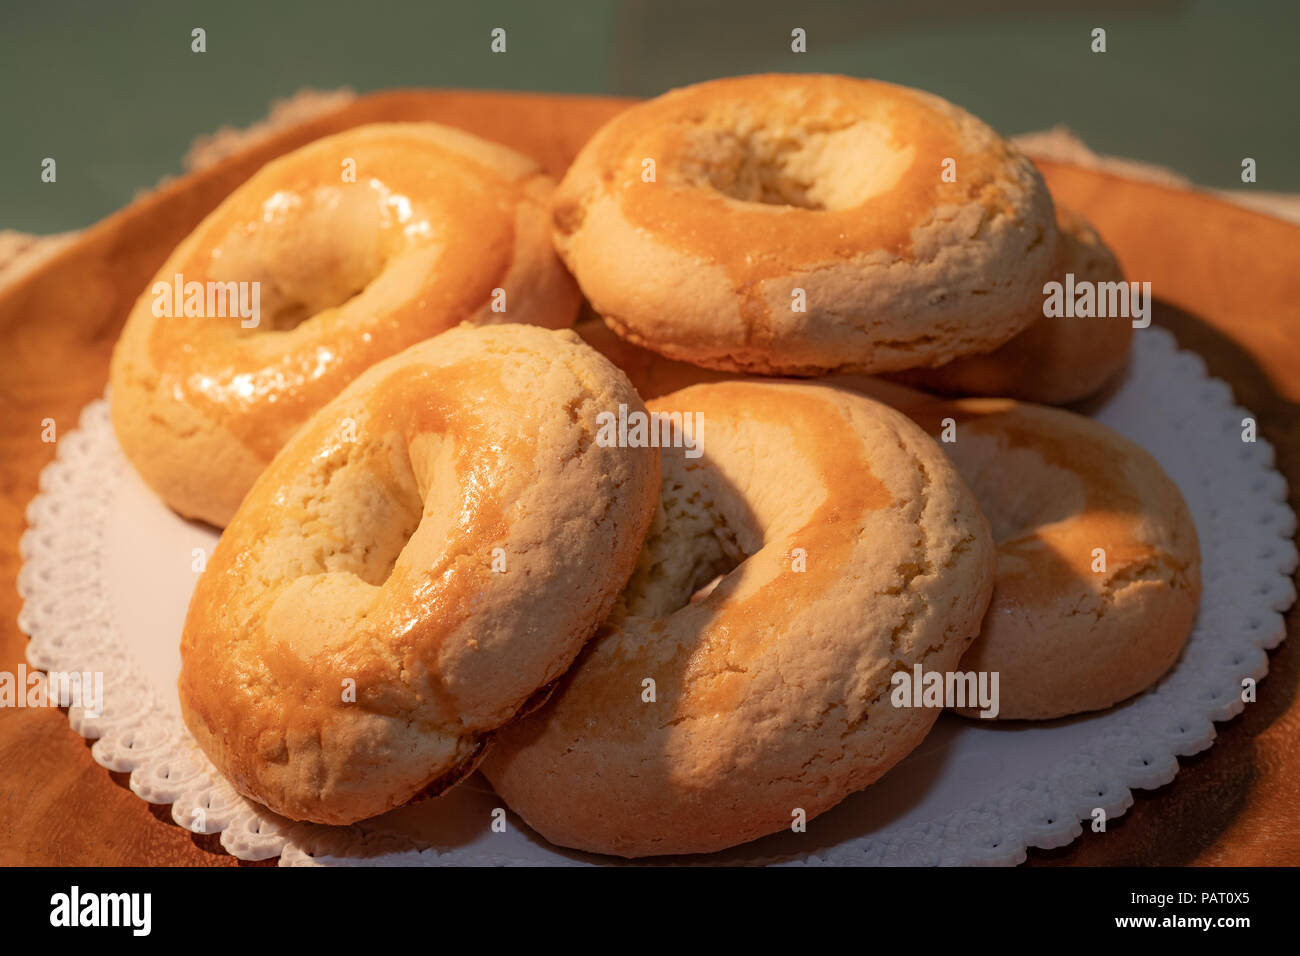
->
<box><xmin>891</xmin><ymin>206</ymin><xmax>1133</xmax><ymax>404</ymax></box>
<box><xmin>554</xmin><ymin>74</ymin><xmax>1058</xmax><ymax>375</ymax></box>
<box><xmin>178</xmin><ymin>325</ymin><xmax>659</xmax><ymax>825</ymax></box>
<box><xmin>484</xmin><ymin>380</ymin><xmax>996</xmax><ymax>857</ymax></box>
<box><xmin>112</xmin><ymin>122</ymin><xmax>580</xmax><ymax>527</ymax></box>
<box><xmin>867</xmin><ymin>384</ymin><xmax>1201</xmax><ymax>720</ymax></box>
<box><xmin>571</xmin><ymin>332</ymin><xmax>1202</xmax><ymax>721</ymax></box>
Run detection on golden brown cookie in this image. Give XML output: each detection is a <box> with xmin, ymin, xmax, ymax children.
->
<box><xmin>554</xmin><ymin>74</ymin><xmax>1058</xmax><ymax>375</ymax></box>
<box><xmin>866</xmin><ymin>384</ymin><xmax>1201</xmax><ymax>720</ymax></box>
<box><xmin>484</xmin><ymin>379</ymin><xmax>996</xmax><ymax>856</ymax></box>
<box><xmin>179</xmin><ymin>325</ymin><xmax>659</xmax><ymax>824</ymax></box>
<box><xmin>112</xmin><ymin>123</ymin><xmax>580</xmax><ymax>527</ymax></box>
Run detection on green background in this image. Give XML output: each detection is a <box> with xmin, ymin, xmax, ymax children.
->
<box><xmin>3</xmin><ymin>0</ymin><xmax>1296</xmax><ymax>234</ymax></box>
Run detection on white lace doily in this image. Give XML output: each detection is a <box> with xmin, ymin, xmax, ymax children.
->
<box><xmin>17</xmin><ymin>326</ymin><xmax>1296</xmax><ymax>866</ymax></box>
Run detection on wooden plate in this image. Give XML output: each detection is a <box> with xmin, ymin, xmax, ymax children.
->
<box><xmin>1</xmin><ymin>89</ymin><xmax>1297</xmax><ymax>865</ymax></box>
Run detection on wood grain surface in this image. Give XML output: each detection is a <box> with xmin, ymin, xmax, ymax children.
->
<box><xmin>1</xmin><ymin>90</ymin><xmax>1297</xmax><ymax>866</ymax></box>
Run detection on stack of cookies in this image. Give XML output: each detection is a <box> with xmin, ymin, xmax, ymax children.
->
<box><xmin>108</xmin><ymin>74</ymin><xmax>1201</xmax><ymax>858</ymax></box>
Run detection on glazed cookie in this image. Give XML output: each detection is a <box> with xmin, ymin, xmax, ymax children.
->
<box><xmin>112</xmin><ymin>122</ymin><xmax>579</xmax><ymax>527</ymax></box>
<box><xmin>554</xmin><ymin>74</ymin><xmax>1058</xmax><ymax>375</ymax></box>
<box><xmin>484</xmin><ymin>380</ymin><xmax>996</xmax><ymax>857</ymax></box>
<box><xmin>179</xmin><ymin>325</ymin><xmax>659</xmax><ymax>825</ymax></box>
<box><xmin>892</xmin><ymin>206</ymin><xmax>1134</xmax><ymax>404</ymax></box>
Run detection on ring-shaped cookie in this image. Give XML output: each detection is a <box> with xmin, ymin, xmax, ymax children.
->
<box><xmin>179</xmin><ymin>325</ymin><xmax>659</xmax><ymax>824</ymax></box>
<box><xmin>554</xmin><ymin>74</ymin><xmax>1058</xmax><ymax>375</ymax></box>
<box><xmin>484</xmin><ymin>379</ymin><xmax>996</xmax><ymax>856</ymax></box>
<box><xmin>869</xmin><ymin>384</ymin><xmax>1201</xmax><ymax>719</ymax></box>
<box><xmin>112</xmin><ymin>123</ymin><xmax>579</xmax><ymax>526</ymax></box>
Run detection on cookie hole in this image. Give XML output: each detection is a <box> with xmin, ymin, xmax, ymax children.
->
<box><xmin>678</xmin><ymin>115</ymin><xmax>912</xmax><ymax>212</ymax></box>
<box><xmin>611</xmin><ymin>420</ymin><xmax>798</xmax><ymax>622</ymax></box>
<box><xmin>621</xmin><ymin>512</ymin><xmax>748</xmax><ymax>619</ymax></box>
<box><xmin>210</xmin><ymin>182</ymin><xmax>412</xmax><ymax>333</ymax></box>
